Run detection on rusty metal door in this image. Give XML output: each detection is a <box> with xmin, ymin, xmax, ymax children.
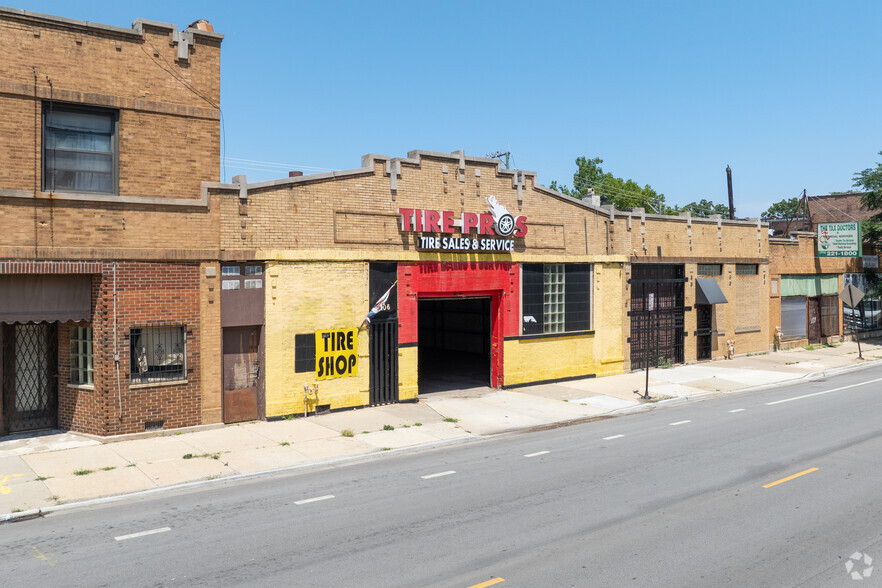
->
<box><xmin>2</xmin><ymin>323</ymin><xmax>58</xmax><ymax>433</ymax></box>
<box><xmin>222</xmin><ymin>326</ymin><xmax>261</xmax><ymax>423</ymax></box>
<box><xmin>807</xmin><ymin>297</ymin><xmax>821</xmax><ymax>344</ymax></box>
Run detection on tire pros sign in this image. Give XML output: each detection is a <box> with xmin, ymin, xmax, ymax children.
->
<box><xmin>398</xmin><ymin>196</ymin><xmax>528</xmax><ymax>252</ymax></box>
<box><xmin>315</xmin><ymin>328</ymin><xmax>358</xmax><ymax>380</ymax></box>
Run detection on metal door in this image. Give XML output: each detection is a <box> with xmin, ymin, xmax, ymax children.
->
<box><xmin>222</xmin><ymin>326</ymin><xmax>261</xmax><ymax>423</ymax></box>
<box><xmin>2</xmin><ymin>323</ymin><xmax>58</xmax><ymax>433</ymax></box>
<box><xmin>696</xmin><ymin>304</ymin><xmax>712</xmax><ymax>361</ymax></box>
<box><xmin>807</xmin><ymin>297</ymin><xmax>821</xmax><ymax>344</ymax></box>
<box><xmin>629</xmin><ymin>264</ymin><xmax>686</xmax><ymax>370</ymax></box>
<box><xmin>369</xmin><ymin>319</ymin><xmax>398</xmax><ymax>405</ymax></box>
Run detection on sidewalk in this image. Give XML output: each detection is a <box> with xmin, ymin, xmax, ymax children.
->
<box><xmin>3</xmin><ymin>338</ymin><xmax>881</xmax><ymax>519</ymax></box>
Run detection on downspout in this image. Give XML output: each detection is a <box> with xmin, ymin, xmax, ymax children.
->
<box><xmin>114</xmin><ymin>262</ymin><xmax>122</xmax><ymax>421</ymax></box>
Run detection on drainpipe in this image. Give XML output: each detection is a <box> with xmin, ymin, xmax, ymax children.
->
<box><xmin>113</xmin><ymin>262</ymin><xmax>122</xmax><ymax>421</ymax></box>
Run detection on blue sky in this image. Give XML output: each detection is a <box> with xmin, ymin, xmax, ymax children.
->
<box><xmin>16</xmin><ymin>0</ymin><xmax>882</xmax><ymax>217</ymax></box>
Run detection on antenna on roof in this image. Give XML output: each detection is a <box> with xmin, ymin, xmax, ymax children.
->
<box><xmin>485</xmin><ymin>151</ymin><xmax>510</xmax><ymax>169</ymax></box>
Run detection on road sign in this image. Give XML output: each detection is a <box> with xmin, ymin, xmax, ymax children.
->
<box><xmin>839</xmin><ymin>283</ymin><xmax>865</xmax><ymax>308</ymax></box>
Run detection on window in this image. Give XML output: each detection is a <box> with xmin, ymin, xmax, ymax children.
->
<box><xmin>780</xmin><ymin>297</ymin><xmax>806</xmax><ymax>340</ymax></box>
<box><xmin>244</xmin><ymin>266</ymin><xmax>263</xmax><ymax>275</ymax></box>
<box><xmin>697</xmin><ymin>264</ymin><xmax>722</xmax><ymax>276</ymax></box>
<box><xmin>130</xmin><ymin>326</ymin><xmax>186</xmax><ymax>384</ymax></box>
<box><xmin>70</xmin><ymin>326</ymin><xmax>93</xmax><ymax>385</ymax></box>
<box><xmin>735</xmin><ymin>264</ymin><xmax>758</xmax><ymax>275</ymax></box>
<box><xmin>221</xmin><ymin>266</ymin><xmax>240</xmax><ymax>276</ymax></box>
<box><xmin>43</xmin><ymin>104</ymin><xmax>117</xmax><ymax>194</ymax></box>
<box><xmin>843</xmin><ymin>273</ymin><xmax>882</xmax><ymax>331</ymax></box>
<box><xmin>522</xmin><ymin>264</ymin><xmax>591</xmax><ymax>335</ymax></box>
<box><xmin>221</xmin><ymin>280</ymin><xmax>240</xmax><ymax>290</ymax></box>
<box><xmin>244</xmin><ymin>279</ymin><xmax>263</xmax><ymax>289</ymax></box>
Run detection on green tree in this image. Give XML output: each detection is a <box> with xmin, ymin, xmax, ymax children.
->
<box><xmin>550</xmin><ymin>156</ymin><xmax>667</xmax><ymax>213</ymax></box>
<box><xmin>761</xmin><ymin>197</ymin><xmax>801</xmax><ymax>221</ymax></box>
<box><xmin>667</xmin><ymin>199</ymin><xmax>730</xmax><ymax>218</ymax></box>
<box><xmin>855</xmin><ymin>151</ymin><xmax>882</xmax><ymax>297</ymax></box>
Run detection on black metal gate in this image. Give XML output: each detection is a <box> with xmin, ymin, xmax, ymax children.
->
<box><xmin>696</xmin><ymin>304</ymin><xmax>712</xmax><ymax>361</ymax></box>
<box><xmin>369</xmin><ymin>319</ymin><xmax>398</xmax><ymax>405</ymax></box>
<box><xmin>629</xmin><ymin>264</ymin><xmax>686</xmax><ymax>370</ymax></box>
<box><xmin>2</xmin><ymin>323</ymin><xmax>59</xmax><ymax>433</ymax></box>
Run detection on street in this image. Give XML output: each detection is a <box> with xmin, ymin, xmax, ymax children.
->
<box><xmin>3</xmin><ymin>364</ymin><xmax>882</xmax><ymax>587</ymax></box>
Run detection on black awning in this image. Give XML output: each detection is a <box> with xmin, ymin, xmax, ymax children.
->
<box><xmin>695</xmin><ymin>278</ymin><xmax>728</xmax><ymax>305</ymax></box>
<box><xmin>0</xmin><ymin>274</ymin><xmax>92</xmax><ymax>323</ymax></box>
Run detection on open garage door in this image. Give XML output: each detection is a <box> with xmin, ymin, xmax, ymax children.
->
<box><xmin>418</xmin><ymin>297</ymin><xmax>491</xmax><ymax>393</ymax></box>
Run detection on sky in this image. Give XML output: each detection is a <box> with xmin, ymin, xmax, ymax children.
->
<box><xmin>15</xmin><ymin>0</ymin><xmax>882</xmax><ymax>217</ymax></box>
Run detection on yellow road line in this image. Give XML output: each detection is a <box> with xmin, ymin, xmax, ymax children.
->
<box><xmin>763</xmin><ymin>467</ymin><xmax>819</xmax><ymax>488</ymax></box>
<box><xmin>467</xmin><ymin>578</ymin><xmax>505</xmax><ymax>588</ymax></box>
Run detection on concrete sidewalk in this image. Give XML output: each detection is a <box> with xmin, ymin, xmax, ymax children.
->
<box><xmin>3</xmin><ymin>338</ymin><xmax>881</xmax><ymax>519</ymax></box>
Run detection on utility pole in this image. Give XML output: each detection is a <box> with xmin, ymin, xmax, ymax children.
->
<box><xmin>485</xmin><ymin>150</ymin><xmax>510</xmax><ymax>169</ymax></box>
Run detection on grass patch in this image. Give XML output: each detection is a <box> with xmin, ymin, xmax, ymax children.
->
<box><xmin>279</xmin><ymin>441</ymin><xmax>290</xmax><ymax>446</ymax></box>
<box><xmin>126</xmin><ymin>463</ymin><xmax>136</xmax><ymax>467</ymax></box>
<box><xmin>341</xmin><ymin>429</ymin><xmax>354</xmax><ymax>437</ymax></box>
<box><xmin>362</xmin><ymin>431</ymin><xmax>369</xmax><ymax>434</ymax></box>
<box><xmin>402</xmin><ymin>424</ymin><xmax>410</xmax><ymax>428</ymax></box>
<box><xmin>73</xmin><ymin>469</ymin><xmax>93</xmax><ymax>476</ymax></box>
<box><xmin>414</xmin><ymin>422</ymin><xmax>422</xmax><ymax>427</ymax></box>
<box><xmin>383</xmin><ymin>424</ymin><xmax>395</xmax><ymax>431</ymax></box>
<box><xmin>443</xmin><ymin>417</ymin><xmax>459</xmax><ymax>423</ymax></box>
<box><xmin>183</xmin><ymin>452</ymin><xmax>220</xmax><ymax>460</ymax></box>
<box><xmin>381</xmin><ymin>447</ymin><xmax>391</xmax><ymax>451</ymax></box>
<box><xmin>11</xmin><ymin>508</ymin><xmax>21</xmax><ymax>513</ymax></box>
<box><xmin>35</xmin><ymin>475</ymin><xmax>51</xmax><ymax>481</ymax></box>
<box><xmin>100</xmin><ymin>466</ymin><xmax>116</xmax><ymax>471</ymax></box>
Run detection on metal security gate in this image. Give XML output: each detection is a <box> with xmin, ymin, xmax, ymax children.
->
<box><xmin>807</xmin><ymin>297</ymin><xmax>821</xmax><ymax>344</ymax></box>
<box><xmin>369</xmin><ymin>319</ymin><xmax>398</xmax><ymax>405</ymax></box>
<box><xmin>2</xmin><ymin>323</ymin><xmax>58</xmax><ymax>433</ymax></box>
<box><xmin>696</xmin><ymin>305</ymin><xmax>712</xmax><ymax>361</ymax></box>
<box><xmin>629</xmin><ymin>264</ymin><xmax>686</xmax><ymax>370</ymax></box>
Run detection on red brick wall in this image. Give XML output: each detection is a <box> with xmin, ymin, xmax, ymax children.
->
<box><xmin>57</xmin><ymin>262</ymin><xmax>202</xmax><ymax>435</ymax></box>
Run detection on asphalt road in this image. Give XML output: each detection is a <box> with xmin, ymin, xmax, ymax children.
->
<box><xmin>3</xmin><ymin>364</ymin><xmax>882</xmax><ymax>587</ymax></box>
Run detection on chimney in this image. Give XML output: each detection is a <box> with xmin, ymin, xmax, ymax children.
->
<box><xmin>188</xmin><ymin>19</ymin><xmax>214</xmax><ymax>32</ymax></box>
<box><xmin>289</xmin><ymin>171</ymin><xmax>303</xmax><ymax>178</ymax></box>
<box><xmin>726</xmin><ymin>165</ymin><xmax>735</xmax><ymax>220</ymax></box>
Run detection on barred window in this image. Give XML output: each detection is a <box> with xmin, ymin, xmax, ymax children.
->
<box><xmin>522</xmin><ymin>264</ymin><xmax>591</xmax><ymax>335</ymax></box>
<box><xmin>130</xmin><ymin>326</ymin><xmax>186</xmax><ymax>384</ymax></box>
<box><xmin>735</xmin><ymin>264</ymin><xmax>758</xmax><ymax>275</ymax></box>
<box><xmin>70</xmin><ymin>326</ymin><xmax>93</xmax><ymax>385</ymax></box>
<box><xmin>697</xmin><ymin>264</ymin><xmax>722</xmax><ymax>276</ymax></box>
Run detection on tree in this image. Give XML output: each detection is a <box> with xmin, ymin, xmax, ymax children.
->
<box><xmin>855</xmin><ymin>151</ymin><xmax>882</xmax><ymax>297</ymax></box>
<box><xmin>761</xmin><ymin>197</ymin><xmax>801</xmax><ymax>221</ymax></box>
<box><xmin>667</xmin><ymin>199</ymin><xmax>730</xmax><ymax>218</ymax></box>
<box><xmin>550</xmin><ymin>156</ymin><xmax>667</xmax><ymax>213</ymax></box>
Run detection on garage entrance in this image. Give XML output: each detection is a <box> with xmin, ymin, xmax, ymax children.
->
<box><xmin>418</xmin><ymin>297</ymin><xmax>491</xmax><ymax>392</ymax></box>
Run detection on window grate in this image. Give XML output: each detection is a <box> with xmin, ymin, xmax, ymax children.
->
<box><xmin>130</xmin><ymin>326</ymin><xmax>186</xmax><ymax>384</ymax></box>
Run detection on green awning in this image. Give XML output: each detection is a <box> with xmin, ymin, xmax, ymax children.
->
<box><xmin>781</xmin><ymin>275</ymin><xmax>839</xmax><ymax>297</ymax></box>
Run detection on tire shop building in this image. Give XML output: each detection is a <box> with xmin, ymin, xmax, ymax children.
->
<box><xmin>205</xmin><ymin>150</ymin><xmax>773</xmax><ymax>419</ymax></box>
<box><xmin>0</xmin><ymin>8</ymin><xmax>224</xmax><ymax>436</ymax></box>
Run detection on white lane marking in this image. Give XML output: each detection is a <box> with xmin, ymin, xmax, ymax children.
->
<box><xmin>114</xmin><ymin>527</ymin><xmax>171</xmax><ymax>541</ymax></box>
<box><xmin>421</xmin><ymin>470</ymin><xmax>456</xmax><ymax>479</ymax></box>
<box><xmin>669</xmin><ymin>420</ymin><xmax>691</xmax><ymax>426</ymax></box>
<box><xmin>294</xmin><ymin>494</ymin><xmax>335</xmax><ymax>505</ymax></box>
<box><xmin>765</xmin><ymin>378</ymin><xmax>882</xmax><ymax>406</ymax></box>
<box><xmin>524</xmin><ymin>451</ymin><xmax>550</xmax><ymax>458</ymax></box>
<box><xmin>603</xmin><ymin>435</ymin><xmax>625</xmax><ymax>440</ymax></box>
<box><xmin>729</xmin><ymin>409</ymin><xmax>746</xmax><ymax>413</ymax></box>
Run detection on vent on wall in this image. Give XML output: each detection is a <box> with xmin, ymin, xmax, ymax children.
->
<box><xmin>145</xmin><ymin>420</ymin><xmax>164</xmax><ymax>432</ymax></box>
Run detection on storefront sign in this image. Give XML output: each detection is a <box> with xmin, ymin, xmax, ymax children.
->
<box><xmin>315</xmin><ymin>328</ymin><xmax>358</xmax><ymax>380</ymax></box>
<box><xmin>399</xmin><ymin>197</ymin><xmax>527</xmax><ymax>253</ymax></box>
<box><xmin>818</xmin><ymin>222</ymin><xmax>861</xmax><ymax>257</ymax></box>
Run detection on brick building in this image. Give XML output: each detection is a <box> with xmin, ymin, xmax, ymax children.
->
<box><xmin>203</xmin><ymin>150</ymin><xmax>772</xmax><ymax>418</ymax></box>
<box><xmin>0</xmin><ymin>7</ymin><xmax>224</xmax><ymax>436</ymax></box>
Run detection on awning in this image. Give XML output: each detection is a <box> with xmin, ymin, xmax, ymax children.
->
<box><xmin>0</xmin><ymin>275</ymin><xmax>92</xmax><ymax>323</ymax></box>
<box><xmin>695</xmin><ymin>278</ymin><xmax>728</xmax><ymax>305</ymax></box>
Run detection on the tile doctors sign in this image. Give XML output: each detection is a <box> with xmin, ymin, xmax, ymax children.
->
<box><xmin>398</xmin><ymin>197</ymin><xmax>527</xmax><ymax>252</ymax></box>
<box><xmin>818</xmin><ymin>222</ymin><xmax>862</xmax><ymax>257</ymax></box>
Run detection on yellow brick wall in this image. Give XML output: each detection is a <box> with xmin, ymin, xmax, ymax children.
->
<box><xmin>199</xmin><ymin>262</ymin><xmax>222</xmax><ymax>423</ymax></box>
<box><xmin>264</xmin><ymin>261</ymin><xmax>370</xmax><ymax>416</ymax></box>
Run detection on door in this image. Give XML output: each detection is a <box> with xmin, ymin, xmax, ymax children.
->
<box><xmin>222</xmin><ymin>326</ymin><xmax>261</xmax><ymax>423</ymax></box>
<box><xmin>629</xmin><ymin>264</ymin><xmax>686</xmax><ymax>370</ymax></box>
<box><xmin>696</xmin><ymin>304</ymin><xmax>712</xmax><ymax>361</ymax></box>
<box><xmin>369</xmin><ymin>319</ymin><xmax>398</xmax><ymax>405</ymax></box>
<box><xmin>807</xmin><ymin>297</ymin><xmax>821</xmax><ymax>344</ymax></box>
<box><xmin>2</xmin><ymin>323</ymin><xmax>58</xmax><ymax>433</ymax></box>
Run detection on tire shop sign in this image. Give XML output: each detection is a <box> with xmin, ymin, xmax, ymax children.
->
<box><xmin>398</xmin><ymin>196</ymin><xmax>527</xmax><ymax>253</ymax></box>
<box><xmin>315</xmin><ymin>328</ymin><xmax>358</xmax><ymax>380</ymax></box>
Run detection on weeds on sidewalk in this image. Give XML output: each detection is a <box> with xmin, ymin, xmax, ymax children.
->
<box><xmin>341</xmin><ymin>429</ymin><xmax>354</xmax><ymax>437</ymax></box>
<box><xmin>182</xmin><ymin>452</ymin><xmax>221</xmax><ymax>460</ymax></box>
<box><xmin>443</xmin><ymin>418</ymin><xmax>459</xmax><ymax>423</ymax></box>
<box><xmin>383</xmin><ymin>424</ymin><xmax>394</xmax><ymax>431</ymax></box>
<box><xmin>73</xmin><ymin>469</ymin><xmax>93</xmax><ymax>476</ymax></box>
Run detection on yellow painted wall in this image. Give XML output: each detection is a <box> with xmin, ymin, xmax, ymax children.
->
<box><xmin>398</xmin><ymin>346</ymin><xmax>418</xmax><ymax>400</ymax></box>
<box><xmin>504</xmin><ymin>263</ymin><xmax>625</xmax><ymax>385</ymax></box>
<box><xmin>264</xmin><ymin>261</ymin><xmax>370</xmax><ymax>416</ymax></box>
